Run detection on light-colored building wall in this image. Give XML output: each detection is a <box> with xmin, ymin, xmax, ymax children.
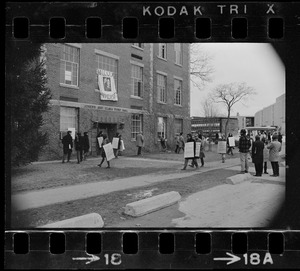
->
<box><xmin>254</xmin><ymin>93</ymin><xmax>285</xmax><ymax>134</ymax></box>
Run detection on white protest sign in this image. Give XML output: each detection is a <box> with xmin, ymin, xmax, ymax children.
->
<box><xmin>217</xmin><ymin>140</ymin><xmax>227</xmax><ymax>154</ymax></box>
<box><xmin>103</xmin><ymin>143</ymin><xmax>115</xmax><ymax>161</ymax></box>
<box><xmin>120</xmin><ymin>140</ymin><xmax>125</xmax><ymax>151</ymax></box>
<box><xmin>112</xmin><ymin>137</ymin><xmax>119</xmax><ymax>149</ymax></box>
<box><xmin>195</xmin><ymin>142</ymin><xmax>201</xmax><ymax>158</ymax></box>
<box><xmin>184</xmin><ymin>142</ymin><xmax>194</xmax><ymax>158</ymax></box>
<box><xmin>228</xmin><ymin>137</ymin><xmax>235</xmax><ymax>147</ymax></box>
<box><xmin>67</xmin><ymin>128</ymin><xmax>76</xmax><ymax>140</ymax></box>
<box><xmin>97</xmin><ymin>137</ymin><xmax>103</xmax><ymax>147</ymax></box>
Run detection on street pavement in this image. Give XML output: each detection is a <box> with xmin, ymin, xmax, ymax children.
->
<box><xmin>113</xmin><ymin>166</ymin><xmax>285</xmax><ymax>228</ymax></box>
<box><xmin>12</xmin><ymin>157</ymin><xmax>241</xmax><ymax>211</ymax></box>
<box><xmin>11</xmin><ymin>146</ymin><xmax>286</xmax><ymax>228</ymax></box>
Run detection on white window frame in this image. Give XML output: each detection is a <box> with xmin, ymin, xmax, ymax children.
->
<box><xmin>157</xmin><ymin>117</ymin><xmax>167</xmax><ymax>139</ymax></box>
<box><xmin>60</xmin><ymin>44</ymin><xmax>80</xmax><ymax>87</ymax></box>
<box><xmin>157</xmin><ymin>72</ymin><xmax>167</xmax><ymax>103</ymax></box>
<box><xmin>158</xmin><ymin>43</ymin><xmax>167</xmax><ymax>60</ymax></box>
<box><xmin>60</xmin><ymin>106</ymin><xmax>78</xmax><ymax>132</ymax></box>
<box><xmin>130</xmin><ymin>61</ymin><xmax>144</xmax><ymax>98</ymax></box>
<box><xmin>131</xmin><ymin>114</ymin><xmax>143</xmax><ymax>140</ymax></box>
<box><xmin>174</xmin><ymin>119</ymin><xmax>183</xmax><ymax>135</ymax></box>
<box><xmin>132</xmin><ymin>43</ymin><xmax>144</xmax><ymax>50</ymax></box>
<box><xmin>174</xmin><ymin>43</ymin><xmax>183</xmax><ymax>66</ymax></box>
<box><xmin>174</xmin><ymin>77</ymin><xmax>182</xmax><ymax>106</ymax></box>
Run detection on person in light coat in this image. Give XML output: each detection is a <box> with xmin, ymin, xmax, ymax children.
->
<box><xmin>267</xmin><ymin>134</ymin><xmax>282</xmax><ymax>177</ymax></box>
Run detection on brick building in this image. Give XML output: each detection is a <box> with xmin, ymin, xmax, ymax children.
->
<box><xmin>40</xmin><ymin>43</ymin><xmax>191</xmax><ymax>160</ymax></box>
<box><xmin>191</xmin><ymin>117</ymin><xmax>239</xmax><ymax>139</ymax></box>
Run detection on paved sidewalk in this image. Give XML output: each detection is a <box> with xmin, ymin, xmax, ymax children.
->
<box><xmin>12</xmin><ymin>158</ymin><xmax>240</xmax><ymax>211</ymax></box>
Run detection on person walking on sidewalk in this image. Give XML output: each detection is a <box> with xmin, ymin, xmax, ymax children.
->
<box><xmin>98</xmin><ymin>134</ymin><xmax>111</xmax><ymax>168</ymax></box>
<box><xmin>136</xmin><ymin>131</ymin><xmax>144</xmax><ymax>156</ymax></box>
<box><xmin>75</xmin><ymin>132</ymin><xmax>83</xmax><ymax>164</ymax></box>
<box><xmin>238</xmin><ymin>129</ymin><xmax>251</xmax><ymax>174</ymax></box>
<box><xmin>267</xmin><ymin>134</ymin><xmax>282</xmax><ymax>177</ymax></box>
<box><xmin>82</xmin><ymin>132</ymin><xmax>90</xmax><ymax>161</ymax></box>
<box><xmin>252</xmin><ymin>135</ymin><xmax>264</xmax><ymax>177</ymax></box>
<box><xmin>262</xmin><ymin>138</ymin><xmax>269</xmax><ymax>174</ymax></box>
<box><xmin>227</xmin><ymin>133</ymin><xmax>234</xmax><ymax>155</ymax></box>
<box><xmin>182</xmin><ymin>133</ymin><xmax>198</xmax><ymax>170</ymax></box>
<box><xmin>189</xmin><ymin>133</ymin><xmax>205</xmax><ymax>168</ymax></box>
<box><xmin>174</xmin><ymin>134</ymin><xmax>180</xmax><ymax>153</ymax></box>
<box><xmin>62</xmin><ymin>131</ymin><xmax>73</xmax><ymax>163</ymax></box>
<box><xmin>178</xmin><ymin>132</ymin><xmax>185</xmax><ymax>154</ymax></box>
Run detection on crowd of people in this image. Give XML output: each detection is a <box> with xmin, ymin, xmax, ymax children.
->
<box><xmin>61</xmin><ymin>128</ymin><xmax>283</xmax><ymax>176</ymax></box>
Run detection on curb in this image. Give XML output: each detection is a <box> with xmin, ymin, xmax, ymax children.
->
<box><xmin>38</xmin><ymin>213</ymin><xmax>104</xmax><ymax>228</ymax></box>
<box><xmin>225</xmin><ymin>173</ymin><xmax>252</xmax><ymax>185</ymax></box>
<box><xmin>123</xmin><ymin>191</ymin><xmax>181</xmax><ymax>217</ymax></box>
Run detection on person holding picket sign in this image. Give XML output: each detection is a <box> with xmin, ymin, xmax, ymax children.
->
<box><xmin>98</xmin><ymin>134</ymin><xmax>111</xmax><ymax>168</ymax></box>
<box><xmin>218</xmin><ymin>135</ymin><xmax>227</xmax><ymax>163</ymax></box>
<box><xmin>181</xmin><ymin>133</ymin><xmax>198</xmax><ymax>170</ymax></box>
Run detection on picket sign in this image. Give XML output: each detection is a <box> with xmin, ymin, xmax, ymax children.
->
<box><xmin>228</xmin><ymin>137</ymin><xmax>235</xmax><ymax>147</ymax></box>
<box><xmin>103</xmin><ymin>143</ymin><xmax>114</xmax><ymax>161</ymax></box>
<box><xmin>97</xmin><ymin>137</ymin><xmax>103</xmax><ymax>147</ymax></box>
<box><xmin>112</xmin><ymin>137</ymin><xmax>119</xmax><ymax>149</ymax></box>
<box><xmin>217</xmin><ymin>140</ymin><xmax>227</xmax><ymax>154</ymax></box>
<box><xmin>120</xmin><ymin>140</ymin><xmax>125</xmax><ymax>151</ymax></box>
<box><xmin>184</xmin><ymin>142</ymin><xmax>194</xmax><ymax>158</ymax></box>
<box><xmin>195</xmin><ymin>142</ymin><xmax>201</xmax><ymax>158</ymax></box>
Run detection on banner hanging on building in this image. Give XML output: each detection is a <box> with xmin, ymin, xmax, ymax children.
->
<box><xmin>97</xmin><ymin>69</ymin><xmax>118</xmax><ymax>101</ymax></box>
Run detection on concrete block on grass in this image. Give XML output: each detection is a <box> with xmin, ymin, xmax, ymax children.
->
<box><xmin>39</xmin><ymin>213</ymin><xmax>104</xmax><ymax>228</ymax></box>
<box><xmin>123</xmin><ymin>191</ymin><xmax>181</xmax><ymax>217</ymax></box>
<box><xmin>225</xmin><ymin>173</ymin><xmax>252</xmax><ymax>185</ymax></box>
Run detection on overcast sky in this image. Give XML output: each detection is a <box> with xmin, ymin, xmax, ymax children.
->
<box><xmin>190</xmin><ymin>43</ymin><xmax>285</xmax><ymax>117</ymax></box>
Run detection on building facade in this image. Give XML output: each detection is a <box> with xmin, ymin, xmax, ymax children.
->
<box><xmin>236</xmin><ymin>113</ymin><xmax>255</xmax><ymax>130</ymax></box>
<box><xmin>254</xmin><ymin>93</ymin><xmax>285</xmax><ymax>134</ymax></box>
<box><xmin>191</xmin><ymin>117</ymin><xmax>239</xmax><ymax>139</ymax></box>
<box><xmin>40</xmin><ymin>43</ymin><xmax>191</xmax><ymax>160</ymax></box>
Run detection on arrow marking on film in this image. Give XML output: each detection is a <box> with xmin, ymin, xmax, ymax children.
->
<box><xmin>213</xmin><ymin>252</ymin><xmax>241</xmax><ymax>265</ymax></box>
<box><xmin>72</xmin><ymin>253</ymin><xmax>100</xmax><ymax>265</ymax></box>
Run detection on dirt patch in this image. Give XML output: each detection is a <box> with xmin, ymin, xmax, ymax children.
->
<box><xmin>11</xmin><ymin>169</ymin><xmax>239</xmax><ymax>228</ymax></box>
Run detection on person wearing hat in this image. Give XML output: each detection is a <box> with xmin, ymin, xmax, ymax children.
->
<box><xmin>267</xmin><ymin>134</ymin><xmax>282</xmax><ymax>177</ymax></box>
<box><xmin>238</xmin><ymin>129</ymin><xmax>251</xmax><ymax>173</ymax></box>
<box><xmin>62</xmin><ymin>131</ymin><xmax>73</xmax><ymax>163</ymax></box>
<box><xmin>252</xmin><ymin>135</ymin><xmax>264</xmax><ymax>176</ymax></box>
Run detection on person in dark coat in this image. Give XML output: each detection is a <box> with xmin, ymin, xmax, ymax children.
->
<box><xmin>252</xmin><ymin>135</ymin><xmax>265</xmax><ymax>176</ymax></box>
<box><xmin>74</xmin><ymin>132</ymin><xmax>83</xmax><ymax>164</ymax></box>
<box><xmin>227</xmin><ymin>133</ymin><xmax>234</xmax><ymax>155</ymax></box>
<box><xmin>181</xmin><ymin>133</ymin><xmax>198</xmax><ymax>170</ymax></box>
<box><xmin>98</xmin><ymin>134</ymin><xmax>111</xmax><ymax>168</ymax></box>
<box><xmin>97</xmin><ymin>130</ymin><xmax>103</xmax><ymax>155</ymax></box>
<box><xmin>82</xmin><ymin>132</ymin><xmax>90</xmax><ymax>160</ymax></box>
<box><xmin>62</xmin><ymin>131</ymin><xmax>73</xmax><ymax>163</ymax></box>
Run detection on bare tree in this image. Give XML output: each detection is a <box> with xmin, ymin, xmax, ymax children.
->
<box><xmin>190</xmin><ymin>44</ymin><xmax>214</xmax><ymax>89</ymax></box>
<box><xmin>210</xmin><ymin>82</ymin><xmax>256</xmax><ymax>138</ymax></box>
<box><xmin>201</xmin><ymin>96</ymin><xmax>219</xmax><ymax>117</ymax></box>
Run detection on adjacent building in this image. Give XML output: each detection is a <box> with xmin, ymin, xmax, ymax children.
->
<box><xmin>40</xmin><ymin>43</ymin><xmax>191</xmax><ymax>160</ymax></box>
<box><xmin>236</xmin><ymin>113</ymin><xmax>255</xmax><ymax>130</ymax></box>
<box><xmin>254</xmin><ymin>93</ymin><xmax>285</xmax><ymax>134</ymax></box>
<box><xmin>191</xmin><ymin>117</ymin><xmax>239</xmax><ymax>139</ymax></box>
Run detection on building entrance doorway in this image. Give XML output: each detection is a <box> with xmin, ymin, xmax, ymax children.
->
<box><xmin>91</xmin><ymin>123</ymin><xmax>118</xmax><ymax>156</ymax></box>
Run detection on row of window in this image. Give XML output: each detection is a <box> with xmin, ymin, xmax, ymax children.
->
<box><xmin>60</xmin><ymin>107</ymin><xmax>183</xmax><ymax>140</ymax></box>
<box><xmin>192</xmin><ymin>123</ymin><xmax>220</xmax><ymax>127</ymax></box>
<box><xmin>132</xmin><ymin>43</ymin><xmax>183</xmax><ymax>65</ymax></box>
<box><xmin>59</xmin><ymin>44</ymin><xmax>184</xmax><ymax>105</ymax></box>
